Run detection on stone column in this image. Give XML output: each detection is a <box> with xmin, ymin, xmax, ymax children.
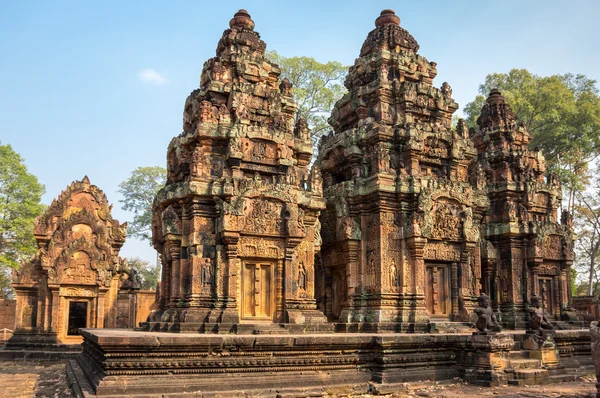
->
<box><xmin>590</xmin><ymin>322</ymin><xmax>600</xmax><ymax>398</ymax></box>
<box><xmin>50</xmin><ymin>289</ymin><xmax>60</xmax><ymax>333</ymax></box>
<box><xmin>552</xmin><ymin>276</ymin><xmax>561</xmax><ymax>319</ymax></box>
<box><xmin>451</xmin><ymin>262</ymin><xmax>459</xmax><ymax>320</ymax></box>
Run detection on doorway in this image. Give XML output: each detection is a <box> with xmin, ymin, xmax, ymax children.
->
<box><xmin>67</xmin><ymin>301</ymin><xmax>88</xmax><ymax>335</ymax></box>
<box><xmin>331</xmin><ymin>268</ymin><xmax>347</xmax><ymax>320</ymax></box>
<box><xmin>538</xmin><ymin>277</ymin><xmax>555</xmax><ymax>316</ymax></box>
<box><xmin>242</xmin><ymin>261</ymin><xmax>275</xmax><ymax>321</ymax></box>
<box><xmin>425</xmin><ymin>263</ymin><xmax>450</xmax><ymax>319</ymax></box>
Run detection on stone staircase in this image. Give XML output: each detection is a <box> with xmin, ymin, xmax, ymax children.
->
<box><xmin>505</xmin><ymin>349</ymin><xmax>581</xmax><ymax>386</ymax></box>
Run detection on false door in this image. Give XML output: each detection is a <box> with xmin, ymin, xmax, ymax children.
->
<box><xmin>242</xmin><ymin>261</ymin><xmax>275</xmax><ymax>320</ymax></box>
<box><xmin>425</xmin><ymin>263</ymin><xmax>450</xmax><ymax>319</ymax></box>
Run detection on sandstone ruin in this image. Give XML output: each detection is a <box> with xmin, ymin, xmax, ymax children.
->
<box><xmin>66</xmin><ymin>9</ymin><xmax>591</xmax><ymax>397</ymax></box>
<box><xmin>150</xmin><ymin>9</ymin><xmax>326</xmax><ymax>331</ymax></box>
<box><xmin>10</xmin><ymin>177</ymin><xmax>137</xmax><ymax>343</ymax></box>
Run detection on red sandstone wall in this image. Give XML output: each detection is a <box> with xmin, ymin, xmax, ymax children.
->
<box><xmin>135</xmin><ymin>290</ymin><xmax>158</xmax><ymax>326</ymax></box>
<box><xmin>0</xmin><ymin>299</ymin><xmax>16</xmax><ymax>340</ymax></box>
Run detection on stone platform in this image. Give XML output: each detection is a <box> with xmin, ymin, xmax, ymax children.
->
<box><xmin>67</xmin><ymin>328</ymin><xmax>593</xmax><ymax>397</ymax></box>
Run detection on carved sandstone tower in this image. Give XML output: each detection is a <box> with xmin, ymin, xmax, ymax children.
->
<box><xmin>473</xmin><ymin>90</ymin><xmax>576</xmax><ymax>328</ymax></box>
<box><xmin>152</xmin><ymin>10</ymin><xmax>326</xmax><ymax>328</ymax></box>
<box><xmin>12</xmin><ymin>177</ymin><xmax>130</xmax><ymax>342</ymax></box>
<box><xmin>317</xmin><ymin>10</ymin><xmax>488</xmax><ymax>329</ymax></box>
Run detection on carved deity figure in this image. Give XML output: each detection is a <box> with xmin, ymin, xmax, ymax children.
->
<box><xmin>390</xmin><ymin>259</ymin><xmax>399</xmax><ymax>289</ymax></box>
<box><xmin>441</xmin><ymin>82</ymin><xmax>452</xmax><ymax>98</ymax></box>
<box><xmin>474</xmin><ymin>293</ymin><xmax>503</xmax><ymax>333</ymax></box>
<box><xmin>528</xmin><ymin>295</ymin><xmax>554</xmax><ymax>331</ymax></box>
<box><xmin>279</xmin><ymin>77</ymin><xmax>293</xmax><ymax>96</ymax></box>
<box><xmin>380</xmin><ymin>64</ymin><xmax>389</xmax><ymax>83</ymax></box>
<box><xmin>298</xmin><ymin>261</ymin><xmax>307</xmax><ymax>291</ymax></box>
<box><xmin>367</xmin><ymin>253</ymin><xmax>376</xmax><ymax>287</ymax></box>
<box><xmin>201</xmin><ymin>258</ymin><xmax>213</xmax><ymax>286</ymax></box>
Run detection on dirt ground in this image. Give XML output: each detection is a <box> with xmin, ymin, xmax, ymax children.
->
<box><xmin>369</xmin><ymin>377</ymin><xmax>598</xmax><ymax>398</ymax></box>
<box><xmin>0</xmin><ymin>360</ymin><xmax>596</xmax><ymax>398</ymax></box>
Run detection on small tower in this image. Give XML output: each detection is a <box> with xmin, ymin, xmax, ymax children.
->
<box><xmin>151</xmin><ymin>10</ymin><xmax>326</xmax><ymax>329</ymax></box>
<box><xmin>317</xmin><ymin>10</ymin><xmax>488</xmax><ymax>329</ymax></box>
<box><xmin>473</xmin><ymin>89</ymin><xmax>576</xmax><ymax>327</ymax></box>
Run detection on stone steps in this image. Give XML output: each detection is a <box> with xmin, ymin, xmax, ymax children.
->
<box><xmin>508</xmin><ymin>368</ymin><xmax>549</xmax><ymax>386</ymax></box>
<box><xmin>508</xmin><ymin>358</ymin><xmax>541</xmax><ymax>370</ymax></box>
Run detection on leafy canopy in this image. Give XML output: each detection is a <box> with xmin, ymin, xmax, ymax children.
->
<box><xmin>127</xmin><ymin>257</ymin><xmax>160</xmax><ymax>290</ymax></box>
<box><xmin>463</xmin><ymin>69</ymin><xmax>600</xmax><ymax>202</ymax></box>
<box><xmin>0</xmin><ymin>143</ymin><xmax>45</xmax><ymax>273</ymax></box>
<box><xmin>118</xmin><ymin>166</ymin><xmax>166</xmax><ymax>243</ymax></box>
<box><xmin>266</xmin><ymin>51</ymin><xmax>348</xmax><ymax>148</ymax></box>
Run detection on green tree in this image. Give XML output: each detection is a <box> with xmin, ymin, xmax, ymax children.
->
<box><xmin>0</xmin><ymin>144</ymin><xmax>45</xmax><ymax>279</ymax></box>
<box><xmin>118</xmin><ymin>166</ymin><xmax>166</xmax><ymax>243</ymax></box>
<box><xmin>127</xmin><ymin>257</ymin><xmax>160</xmax><ymax>290</ymax></box>
<box><xmin>463</xmin><ymin>69</ymin><xmax>600</xmax><ymax>214</ymax></box>
<box><xmin>573</xmin><ymin>171</ymin><xmax>600</xmax><ymax>296</ymax></box>
<box><xmin>266</xmin><ymin>51</ymin><xmax>348</xmax><ymax>149</ymax></box>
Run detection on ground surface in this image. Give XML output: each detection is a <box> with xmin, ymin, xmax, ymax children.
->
<box><xmin>0</xmin><ymin>360</ymin><xmax>596</xmax><ymax>398</ymax></box>
<box><xmin>368</xmin><ymin>377</ymin><xmax>598</xmax><ymax>398</ymax></box>
<box><xmin>0</xmin><ymin>361</ymin><xmax>73</xmax><ymax>398</ymax></box>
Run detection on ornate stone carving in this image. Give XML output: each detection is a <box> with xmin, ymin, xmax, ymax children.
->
<box><xmin>474</xmin><ymin>293</ymin><xmax>503</xmax><ymax>333</ymax></box>
<box><xmin>12</xmin><ymin>177</ymin><xmax>129</xmax><ymax>340</ymax></box>
<box><xmin>151</xmin><ymin>10</ymin><xmax>326</xmax><ymax>325</ymax></box>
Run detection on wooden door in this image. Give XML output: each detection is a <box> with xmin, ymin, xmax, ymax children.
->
<box><xmin>538</xmin><ymin>277</ymin><xmax>554</xmax><ymax>316</ymax></box>
<box><xmin>242</xmin><ymin>261</ymin><xmax>274</xmax><ymax>320</ymax></box>
<box><xmin>425</xmin><ymin>264</ymin><xmax>450</xmax><ymax>318</ymax></box>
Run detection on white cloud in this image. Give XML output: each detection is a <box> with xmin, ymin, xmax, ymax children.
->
<box><xmin>138</xmin><ymin>68</ymin><xmax>167</xmax><ymax>85</ymax></box>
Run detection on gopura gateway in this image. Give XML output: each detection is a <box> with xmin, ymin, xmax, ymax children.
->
<box><xmin>68</xmin><ymin>10</ymin><xmax>590</xmax><ymax>396</ymax></box>
<box><xmin>10</xmin><ymin>177</ymin><xmax>137</xmax><ymax>342</ymax></box>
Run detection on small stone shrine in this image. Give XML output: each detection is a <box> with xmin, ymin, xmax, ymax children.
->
<box><xmin>11</xmin><ymin>177</ymin><xmax>133</xmax><ymax>342</ymax></box>
<box><xmin>150</xmin><ymin>9</ymin><xmax>326</xmax><ymax>329</ymax></box>
<box><xmin>472</xmin><ymin>89</ymin><xmax>577</xmax><ymax>328</ymax></box>
<box><xmin>317</xmin><ymin>9</ymin><xmax>488</xmax><ymax>328</ymax></box>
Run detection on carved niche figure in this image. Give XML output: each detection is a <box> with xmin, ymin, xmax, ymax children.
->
<box><xmin>298</xmin><ymin>261</ymin><xmax>307</xmax><ymax>291</ymax></box>
<box><xmin>441</xmin><ymin>82</ymin><xmax>452</xmax><ymax>98</ymax></box>
<box><xmin>201</xmin><ymin>258</ymin><xmax>213</xmax><ymax>286</ymax></box>
<box><xmin>380</xmin><ymin>64</ymin><xmax>389</xmax><ymax>83</ymax></box>
<box><xmin>474</xmin><ymin>293</ymin><xmax>503</xmax><ymax>333</ymax></box>
<box><xmin>367</xmin><ymin>252</ymin><xmax>377</xmax><ymax>287</ymax></box>
<box><xmin>390</xmin><ymin>259</ymin><xmax>399</xmax><ymax>289</ymax></box>
<box><xmin>528</xmin><ymin>295</ymin><xmax>554</xmax><ymax>331</ymax></box>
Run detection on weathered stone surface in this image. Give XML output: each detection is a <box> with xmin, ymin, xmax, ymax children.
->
<box><xmin>11</xmin><ymin>177</ymin><xmax>134</xmax><ymax>342</ymax></box>
<box><xmin>149</xmin><ymin>9</ymin><xmax>325</xmax><ymax>328</ymax></box>
<box><xmin>591</xmin><ymin>321</ymin><xmax>600</xmax><ymax>397</ymax></box>
<box><xmin>318</xmin><ymin>9</ymin><xmax>486</xmax><ymax>326</ymax></box>
<box><xmin>473</xmin><ymin>90</ymin><xmax>576</xmax><ymax>328</ymax></box>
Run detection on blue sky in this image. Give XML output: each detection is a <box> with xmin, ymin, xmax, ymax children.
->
<box><xmin>1</xmin><ymin>0</ymin><xmax>599</xmax><ymax>264</ymax></box>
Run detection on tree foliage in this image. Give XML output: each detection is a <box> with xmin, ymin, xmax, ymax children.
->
<box><xmin>0</xmin><ymin>143</ymin><xmax>45</xmax><ymax>273</ymax></box>
<box><xmin>573</xmin><ymin>168</ymin><xmax>600</xmax><ymax>296</ymax></box>
<box><xmin>463</xmin><ymin>69</ymin><xmax>600</xmax><ymax>213</ymax></box>
<box><xmin>127</xmin><ymin>257</ymin><xmax>160</xmax><ymax>290</ymax></box>
<box><xmin>266</xmin><ymin>51</ymin><xmax>348</xmax><ymax>149</ymax></box>
<box><xmin>118</xmin><ymin>166</ymin><xmax>166</xmax><ymax>243</ymax></box>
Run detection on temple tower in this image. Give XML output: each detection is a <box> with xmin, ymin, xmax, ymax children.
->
<box><xmin>152</xmin><ymin>10</ymin><xmax>326</xmax><ymax>328</ymax></box>
<box><xmin>317</xmin><ymin>10</ymin><xmax>488</xmax><ymax>329</ymax></box>
<box><xmin>472</xmin><ymin>90</ymin><xmax>576</xmax><ymax>328</ymax></box>
<box><xmin>12</xmin><ymin>177</ymin><xmax>131</xmax><ymax>342</ymax></box>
